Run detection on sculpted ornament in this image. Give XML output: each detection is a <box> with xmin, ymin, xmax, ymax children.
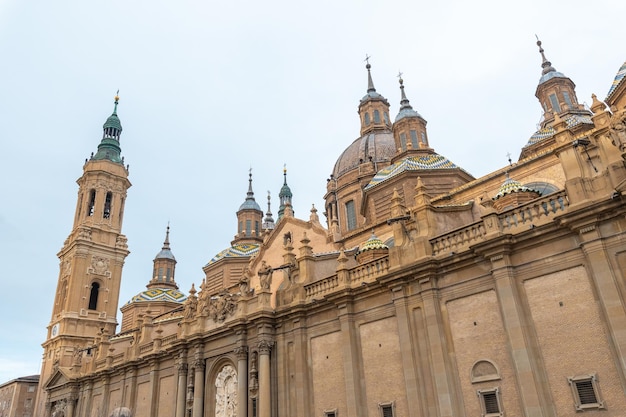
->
<box><xmin>209</xmin><ymin>291</ymin><xmax>237</xmax><ymax>322</ymax></box>
<box><xmin>609</xmin><ymin>108</ymin><xmax>626</xmax><ymax>152</ymax></box>
<box><xmin>215</xmin><ymin>365</ymin><xmax>238</xmax><ymax>417</ymax></box>
<box><xmin>258</xmin><ymin>261</ymin><xmax>273</xmax><ymax>290</ymax></box>
<box><xmin>91</xmin><ymin>256</ymin><xmax>110</xmax><ymax>275</ymax></box>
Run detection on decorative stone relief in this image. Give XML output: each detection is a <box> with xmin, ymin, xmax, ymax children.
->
<box><xmin>90</xmin><ymin>256</ymin><xmax>110</xmax><ymax>276</ymax></box>
<box><xmin>609</xmin><ymin>108</ymin><xmax>626</xmax><ymax>153</ymax></box>
<box><xmin>215</xmin><ymin>365</ymin><xmax>238</xmax><ymax>417</ymax></box>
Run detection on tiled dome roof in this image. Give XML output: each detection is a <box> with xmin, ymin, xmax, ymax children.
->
<box><xmin>205</xmin><ymin>243</ymin><xmax>260</xmax><ymax>267</ymax></box>
<box><xmin>493</xmin><ymin>177</ymin><xmax>540</xmax><ymax>200</ymax></box>
<box><xmin>364</xmin><ymin>154</ymin><xmax>460</xmax><ymax>191</ymax></box>
<box><xmin>357</xmin><ymin>233</ymin><xmax>389</xmax><ymax>255</ymax></box>
<box><xmin>126</xmin><ymin>288</ymin><xmax>186</xmax><ymax>305</ymax></box>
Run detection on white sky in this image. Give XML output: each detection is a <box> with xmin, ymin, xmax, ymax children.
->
<box><xmin>0</xmin><ymin>0</ymin><xmax>624</xmax><ymax>383</ymax></box>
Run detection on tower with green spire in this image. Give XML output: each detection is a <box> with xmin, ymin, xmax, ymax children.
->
<box><xmin>36</xmin><ymin>94</ymin><xmax>132</xmax><ymax>416</ymax></box>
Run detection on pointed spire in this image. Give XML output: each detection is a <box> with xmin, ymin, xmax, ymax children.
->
<box><xmin>262</xmin><ymin>191</ymin><xmax>275</xmax><ymax>230</ymax></box>
<box><xmin>154</xmin><ymin>223</ymin><xmax>176</xmax><ymax>261</ymax></box>
<box><xmin>365</xmin><ymin>54</ymin><xmax>376</xmax><ymax>93</ymax></box>
<box><xmin>536</xmin><ymin>36</ymin><xmax>556</xmax><ymax>76</ymax></box>
<box><xmin>238</xmin><ymin>169</ymin><xmax>262</xmax><ymax>212</ymax></box>
<box><xmin>395</xmin><ymin>72</ymin><xmax>421</xmax><ymax>121</ymax></box>
<box><xmin>278</xmin><ymin>165</ymin><xmax>293</xmax><ymax>220</ymax></box>
<box><xmin>93</xmin><ymin>93</ymin><xmax>124</xmax><ymax>163</ymax></box>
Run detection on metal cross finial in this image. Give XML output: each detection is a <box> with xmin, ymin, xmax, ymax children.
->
<box><xmin>506</xmin><ymin>152</ymin><xmax>512</xmax><ymax>166</ymax></box>
<box><xmin>397</xmin><ymin>71</ymin><xmax>403</xmax><ymax>79</ymax></box>
<box><xmin>364</xmin><ymin>54</ymin><xmax>371</xmax><ymax>65</ymax></box>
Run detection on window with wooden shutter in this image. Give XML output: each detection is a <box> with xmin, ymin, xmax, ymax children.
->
<box><xmin>568</xmin><ymin>374</ymin><xmax>604</xmax><ymax>410</ymax></box>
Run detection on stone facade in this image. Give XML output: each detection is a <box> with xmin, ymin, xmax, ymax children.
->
<box><xmin>34</xmin><ymin>49</ymin><xmax>626</xmax><ymax>417</ymax></box>
<box><xmin>0</xmin><ymin>375</ymin><xmax>39</xmax><ymax>417</ymax></box>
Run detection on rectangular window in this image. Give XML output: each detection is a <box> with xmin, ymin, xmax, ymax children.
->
<box><xmin>568</xmin><ymin>374</ymin><xmax>604</xmax><ymax>411</ymax></box>
<box><xmin>399</xmin><ymin>133</ymin><xmax>407</xmax><ymax>151</ymax></box>
<box><xmin>410</xmin><ymin>130</ymin><xmax>419</xmax><ymax>149</ymax></box>
<box><xmin>563</xmin><ymin>91</ymin><xmax>573</xmax><ymax>108</ymax></box>
<box><xmin>27</xmin><ymin>385</ymin><xmax>36</xmax><ymax>392</ymax></box>
<box><xmin>345</xmin><ymin>200</ymin><xmax>357</xmax><ymax>231</ymax></box>
<box><xmin>246</xmin><ymin>219</ymin><xmax>251</xmax><ymax>236</ymax></box>
<box><xmin>374</xmin><ymin>110</ymin><xmax>381</xmax><ymax>123</ymax></box>
<box><xmin>324</xmin><ymin>409</ymin><xmax>337</xmax><ymax>417</ymax></box>
<box><xmin>255</xmin><ymin>221</ymin><xmax>259</xmax><ymax>236</ymax></box>
<box><xmin>477</xmin><ymin>388</ymin><xmax>503</xmax><ymax>417</ymax></box>
<box><xmin>549</xmin><ymin>93</ymin><xmax>561</xmax><ymax>113</ymax></box>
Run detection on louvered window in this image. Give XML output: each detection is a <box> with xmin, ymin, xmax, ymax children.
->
<box><xmin>568</xmin><ymin>374</ymin><xmax>604</xmax><ymax>410</ymax></box>
<box><xmin>477</xmin><ymin>388</ymin><xmax>503</xmax><ymax>416</ymax></box>
<box><xmin>324</xmin><ymin>409</ymin><xmax>337</xmax><ymax>417</ymax></box>
<box><xmin>378</xmin><ymin>402</ymin><xmax>395</xmax><ymax>417</ymax></box>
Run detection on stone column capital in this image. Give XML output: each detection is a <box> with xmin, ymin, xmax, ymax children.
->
<box><xmin>234</xmin><ymin>346</ymin><xmax>248</xmax><ymax>359</ymax></box>
<box><xmin>257</xmin><ymin>339</ymin><xmax>274</xmax><ymax>355</ymax></box>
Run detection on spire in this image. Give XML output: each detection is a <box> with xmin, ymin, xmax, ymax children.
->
<box><xmin>238</xmin><ymin>169</ymin><xmax>262</xmax><ymax>212</ymax></box>
<box><xmin>366</xmin><ymin>55</ymin><xmax>376</xmax><ymax>93</ymax></box>
<box><xmin>395</xmin><ymin>73</ymin><xmax>421</xmax><ymax>121</ymax></box>
<box><xmin>149</xmin><ymin>224</ymin><xmax>178</xmax><ymax>289</ymax></box>
<box><xmin>92</xmin><ymin>92</ymin><xmax>124</xmax><ymax>164</ymax></box>
<box><xmin>536</xmin><ymin>37</ymin><xmax>556</xmax><ymax>76</ymax></box>
<box><xmin>262</xmin><ymin>191</ymin><xmax>275</xmax><ymax>230</ymax></box>
<box><xmin>278</xmin><ymin>165</ymin><xmax>293</xmax><ymax>220</ymax></box>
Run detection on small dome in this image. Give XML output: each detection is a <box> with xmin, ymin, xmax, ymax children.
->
<box><xmin>357</xmin><ymin>233</ymin><xmax>389</xmax><ymax>254</ymax></box>
<box><xmin>332</xmin><ymin>132</ymin><xmax>396</xmax><ymax>179</ymax></box>
<box><xmin>205</xmin><ymin>243</ymin><xmax>260</xmax><ymax>267</ymax></box>
<box><xmin>395</xmin><ymin>107</ymin><xmax>421</xmax><ymax>122</ymax></box>
<box><xmin>103</xmin><ymin>113</ymin><xmax>122</xmax><ymax>131</ymax></box>
<box><xmin>538</xmin><ymin>70</ymin><xmax>566</xmax><ymax>85</ymax></box>
<box><xmin>155</xmin><ymin>247</ymin><xmax>175</xmax><ymax>261</ymax></box>
<box><xmin>126</xmin><ymin>288</ymin><xmax>186</xmax><ymax>305</ymax></box>
<box><xmin>361</xmin><ymin>90</ymin><xmax>384</xmax><ymax>102</ymax></box>
<box><xmin>239</xmin><ymin>199</ymin><xmax>262</xmax><ymax>211</ymax></box>
<box><xmin>493</xmin><ymin>177</ymin><xmax>540</xmax><ymax>200</ymax></box>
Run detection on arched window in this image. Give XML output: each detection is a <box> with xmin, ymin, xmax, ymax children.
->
<box><xmin>87</xmin><ymin>189</ymin><xmax>96</xmax><ymax>217</ymax></box>
<box><xmin>364</xmin><ymin>113</ymin><xmax>371</xmax><ymax>125</ymax></box>
<box><xmin>88</xmin><ymin>282</ymin><xmax>100</xmax><ymax>310</ymax></box>
<box><xmin>374</xmin><ymin>110</ymin><xmax>381</xmax><ymax>123</ymax></box>
<box><xmin>103</xmin><ymin>192</ymin><xmax>112</xmax><ymax>219</ymax></box>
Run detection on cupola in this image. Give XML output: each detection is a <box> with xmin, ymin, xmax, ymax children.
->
<box><xmin>92</xmin><ymin>93</ymin><xmax>124</xmax><ymax>164</ymax></box>
<box><xmin>392</xmin><ymin>75</ymin><xmax>429</xmax><ymax>159</ymax></box>
<box><xmin>358</xmin><ymin>60</ymin><xmax>392</xmax><ymax>136</ymax></box>
<box><xmin>235</xmin><ymin>171</ymin><xmax>263</xmax><ymax>243</ymax></box>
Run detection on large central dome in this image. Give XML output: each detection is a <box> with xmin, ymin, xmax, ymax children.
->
<box><xmin>332</xmin><ymin>131</ymin><xmax>396</xmax><ymax>179</ymax></box>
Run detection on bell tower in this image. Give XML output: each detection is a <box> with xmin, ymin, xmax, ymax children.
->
<box><xmin>37</xmin><ymin>94</ymin><xmax>131</xmax><ymax>408</ymax></box>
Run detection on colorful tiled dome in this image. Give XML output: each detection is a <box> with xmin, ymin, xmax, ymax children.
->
<box><xmin>364</xmin><ymin>154</ymin><xmax>460</xmax><ymax>191</ymax></box>
<box><xmin>493</xmin><ymin>176</ymin><xmax>540</xmax><ymax>200</ymax></box>
<box><xmin>606</xmin><ymin>61</ymin><xmax>626</xmax><ymax>102</ymax></box>
<box><xmin>126</xmin><ymin>288</ymin><xmax>186</xmax><ymax>305</ymax></box>
<box><xmin>357</xmin><ymin>233</ymin><xmax>389</xmax><ymax>254</ymax></box>
<box><xmin>524</xmin><ymin>114</ymin><xmax>593</xmax><ymax>147</ymax></box>
<box><xmin>205</xmin><ymin>243</ymin><xmax>260</xmax><ymax>267</ymax></box>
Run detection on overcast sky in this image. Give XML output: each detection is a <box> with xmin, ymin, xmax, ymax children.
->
<box><xmin>0</xmin><ymin>0</ymin><xmax>624</xmax><ymax>383</ymax></box>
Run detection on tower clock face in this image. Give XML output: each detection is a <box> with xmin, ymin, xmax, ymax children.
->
<box><xmin>51</xmin><ymin>323</ymin><xmax>59</xmax><ymax>337</ymax></box>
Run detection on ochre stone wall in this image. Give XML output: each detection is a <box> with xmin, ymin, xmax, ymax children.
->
<box><xmin>311</xmin><ymin>331</ymin><xmax>346</xmax><ymax>415</ymax></box>
<box><xmin>524</xmin><ymin>267</ymin><xmax>626</xmax><ymax>416</ymax></box>
<box><xmin>447</xmin><ymin>290</ymin><xmax>524</xmax><ymax>417</ymax></box>
<box><xmin>360</xmin><ymin>316</ymin><xmax>408</xmax><ymax>417</ymax></box>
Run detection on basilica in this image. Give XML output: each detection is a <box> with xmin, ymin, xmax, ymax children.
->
<box><xmin>35</xmin><ymin>41</ymin><xmax>626</xmax><ymax>417</ymax></box>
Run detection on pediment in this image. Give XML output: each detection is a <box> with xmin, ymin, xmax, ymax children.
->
<box><xmin>43</xmin><ymin>367</ymin><xmax>73</xmax><ymax>390</ymax></box>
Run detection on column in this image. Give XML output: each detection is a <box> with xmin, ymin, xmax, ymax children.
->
<box><xmin>148</xmin><ymin>360</ymin><xmax>160</xmax><ymax>417</ymax></box>
<box><xmin>580</xmin><ymin>232</ymin><xmax>626</xmax><ymax>383</ymax></box>
<box><xmin>235</xmin><ymin>346</ymin><xmax>248</xmax><ymax>417</ymax></box>
<box><xmin>421</xmin><ymin>281</ymin><xmax>456</xmax><ymax>417</ymax></box>
<box><xmin>337</xmin><ymin>302</ymin><xmax>366</xmax><ymax>417</ymax></box>
<box><xmin>258</xmin><ymin>339</ymin><xmax>273</xmax><ymax>417</ymax></box>
<box><xmin>391</xmin><ymin>285</ymin><xmax>422</xmax><ymax>417</ymax></box>
<box><xmin>192</xmin><ymin>349</ymin><xmax>205</xmax><ymax>417</ymax></box>
<box><xmin>66</xmin><ymin>393</ymin><xmax>77</xmax><ymax>417</ymax></box>
<box><xmin>176</xmin><ymin>359</ymin><xmax>189</xmax><ymax>417</ymax></box>
<box><xmin>45</xmin><ymin>401</ymin><xmax>52</xmax><ymax>417</ymax></box>
<box><xmin>491</xmin><ymin>254</ymin><xmax>553</xmax><ymax>417</ymax></box>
